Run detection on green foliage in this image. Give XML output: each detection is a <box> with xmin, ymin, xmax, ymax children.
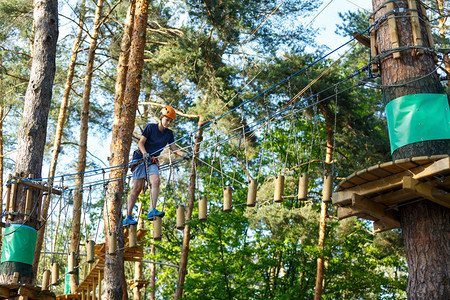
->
<box><xmin>1</xmin><ymin>0</ymin><xmax>412</xmax><ymax>298</ymax></box>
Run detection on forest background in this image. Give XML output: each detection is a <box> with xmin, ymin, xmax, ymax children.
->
<box><xmin>0</xmin><ymin>0</ymin><xmax>448</xmax><ymax>299</ymax></box>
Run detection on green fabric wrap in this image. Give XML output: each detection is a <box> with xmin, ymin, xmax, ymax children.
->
<box><xmin>1</xmin><ymin>224</ymin><xmax>37</xmax><ymax>265</ymax></box>
<box><xmin>385</xmin><ymin>93</ymin><xmax>450</xmax><ymax>154</ymax></box>
<box><xmin>65</xmin><ymin>267</ymin><xmax>70</xmax><ymax>294</ymax></box>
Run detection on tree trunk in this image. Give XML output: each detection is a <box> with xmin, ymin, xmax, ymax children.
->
<box><xmin>149</xmin><ymin>244</ymin><xmax>156</xmax><ymax>300</ymax></box>
<box><xmin>372</xmin><ymin>0</ymin><xmax>450</xmax><ymax>298</ymax></box>
<box><xmin>175</xmin><ymin>119</ymin><xmax>205</xmax><ymax>299</ymax></box>
<box><xmin>33</xmin><ymin>0</ymin><xmax>86</xmax><ymax>276</ymax></box>
<box><xmin>314</xmin><ymin>104</ymin><xmax>334</xmax><ymax>300</ymax></box>
<box><xmin>0</xmin><ymin>0</ymin><xmax>58</xmax><ymax>284</ymax></box>
<box><xmin>103</xmin><ymin>0</ymin><xmax>147</xmax><ymax>299</ymax></box>
<box><xmin>70</xmin><ymin>0</ymin><xmax>104</xmax><ymax>293</ymax></box>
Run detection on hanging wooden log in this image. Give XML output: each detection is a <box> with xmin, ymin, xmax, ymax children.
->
<box><xmin>108</xmin><ymin>231</ymin><xmax>117</xmax><ymax>255</ymax></box>
<box><xmin>129</xmin><ymin>224</ymin><xmax>137</xmax><ymax>248</ymax></box>
<box><xmin>153</xmin><ymin>216</ymin><xmax>162</xmax><ymax>241</ymax></box>
<box><xmin>274</xmin><ymin>175</ymin><xmax>285</xmax><ymax>203</ymax></box>
<box><xmin>322</xmin><ymin>174</ymin><xmax>333</xmax><ymax>203</ymax></box>
<box><xmin>68</xmin><ymin>251</ymin><xmax>76</xmax><ymax>274</ymax></box>
<box><xmin>176</xmin><ymin>205</ymin><xmax>185</xmax><ymax>230</ymax></box>
<box><xmin>51</xmin><ymin>262</ymin><xmax>59</xmax><ymax>286</ymax></box>
<box><xmin>223</xmin><ymin>186</ymin><xmax>232</xmax><ymax>212</ymax></box>
<box><xmin>297</xmin><ymin>173</ymin><xmax>309</xmax><ymax>200</ymax></box>
<box><xmin>247</xmin><ymin>178</ymin><xmax>257</xmax><ymax>207</ymax></box>
<box><xmin>41</xmin><ymin>269</ymin><xmax>50</xmax><ymax>291</ymax></box>
<box><xmin>199</xmin><ymin>196</ymin><xmax>207</xmax><ymax>221</ymax></box>
<box><xmin>87</xmin><ymin>240</ymin><xmax>95</xmax><ymax>263</ymax></box>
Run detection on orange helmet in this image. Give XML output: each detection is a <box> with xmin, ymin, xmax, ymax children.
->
<box><xmin>161</xmin><ymin>105</ymin><xmax>176</xmax><ymax>120</ymax></box>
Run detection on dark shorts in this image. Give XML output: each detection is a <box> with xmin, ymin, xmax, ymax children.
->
<box><xmin>132</xmin><ymin>163</ymin><xmax>159</xmax><ymax>180</ymax></box>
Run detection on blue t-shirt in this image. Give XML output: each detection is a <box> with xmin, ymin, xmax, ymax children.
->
<box><xmin>133</xmin><ymin>123</ymin><xmax>174</xmax><ymax>160</ymax></box>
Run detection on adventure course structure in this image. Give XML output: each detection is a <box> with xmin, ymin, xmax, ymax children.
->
<box><xmin>0</xmin><ymin>0</ymin><xmax>449</xmax><ymax>299</ymax></box>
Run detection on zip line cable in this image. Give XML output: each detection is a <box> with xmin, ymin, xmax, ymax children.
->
<box><xmin>4</xmin><ymin>24</ymin><xmax>379</xmax><ymax>204</ymax></box>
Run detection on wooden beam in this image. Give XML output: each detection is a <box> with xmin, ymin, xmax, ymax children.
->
<box><xmin>373</xmin><ymin>220</ymin><xmax>399</xmax><ymax>233</ymax></box>
<box><xmin>16</xmin><ymin>178</ymin><xmax>62</xmax><ymax>195</ymax></box>
<box><xmin>369</xmin><ymin>16</ymin><xmax>379</xmax><ymax>73</ymax></box>
<box><xmin>333</xmin><ymin>157</ymin><xmax>450</xmax><ymax>206</ymax></box>
<box><xmin>18</xmin><ymin>285</ymin><xmax>38</xmax><ymax>299</ymax></box>
<box><xmin>402</xmin><ymin>176</ymin><xmax>450</xmax><ymax>209</ymax></box>
<box><xmin>413</xmin><ymin>157</ymin><xmax>450</xmax><ymax>180</ymax></box>
<box><xmin>352</xmin><ymin>194</ymin><xmax>400</xmax><ymax>228</ymax></box>
<box><xmin>0</xmin><ymin>286</ymin><xmax>11</xmax><ymax>298</ymax></box>
<box><xmin>352</xmin><ymin>32</ymin><xmax>370</xmax><ymax>47</ymax></box>
<box><xmin>337</xmin><ymin>206</ymin><xmax>364</xmax><ymax>220</ymax></box>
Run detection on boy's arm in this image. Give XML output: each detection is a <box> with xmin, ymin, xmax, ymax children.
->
<box><xmin>138</xmin><ymin>135</ymin><xmax>148</xmax><ymax>157</ymax></box>
<box><xmin>170</xmin><ymin>143</ymin><xmax>189</xmax><ymax>158</ymax></box>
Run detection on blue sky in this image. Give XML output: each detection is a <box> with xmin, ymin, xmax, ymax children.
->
<box><xmin>311</xmin><ymin>0</ymin><xmax>372</xmax><ymax>53</ymax></box>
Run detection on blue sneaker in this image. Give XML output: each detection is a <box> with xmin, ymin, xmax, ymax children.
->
<box><xmin>147</xmin><ymin>208</ymin><xmax>165</xmax><ymax>220</ymax></box>
<box><xmin>123</xmin><ymin>215</ymin><xmax>137</xmax><ymax>226</ymax></box>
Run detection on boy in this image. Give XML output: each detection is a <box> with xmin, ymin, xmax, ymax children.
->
<box><xmin>123</xmin><ymin>105</ymin><xmax>188</xmax><ymax>226</ymax></box>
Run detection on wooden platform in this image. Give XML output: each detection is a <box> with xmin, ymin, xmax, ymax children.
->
<box><xmin>0</xmin><ymin>283</ymin><xmax>55</xmax><ymax>300</ymax></box>
<box><xmin>332</xmin><ymin>155</ymin><xmax>450</xmax><ymax>232</ymax></box>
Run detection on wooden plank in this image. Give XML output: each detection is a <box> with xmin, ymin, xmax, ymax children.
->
<box><xmin>25</xmin><ymin>186</ymin><xmax>33</xmax><ymax>215</ymax></box>
<box><xmin>413</xmin><ymin>157</ymin><xmax>450</xmax><ymax>180</ymax></box>
<box><xmin>8</xmin><ymin>182</ymin><xmax>18</xmax><ymax>220</ymax></box>
<box><xmin>387</xmin><ymin>2</ymin><xmax>400</xmax><ymax>59</ymax></box>
<box><xmin>0</xmin><ymin>286</ymin><xmax>12</xmax><ymax>298</ymax></box>
<box><xmin>16</xmin><ymin>178</ymin><xmax>62</xmax><ymax>195</ymax></box>
<box><xmin>407</xmin><ymin>0</ymin><xmax>423</xmax><ymax>55</ymax></box>
<box><xmin>402</xmin><ymin>176</ymin><xmax>450</xmax><ymax>209</ymax></box>
<box><xmin>333</xmin><ymin>160</ymin><xmax>445</xmax><ymax>205</ymax></box>
<box><xmin>352</xmin><ymin>194</ymin><xmax>400</xmax><ymax>228</ymax></box>
<box><xmin>366</xmin><ymin>165</ymin><xmax>392</xmax><ymax>178</ymax></box>
<box><xmin>373</xmin><ymin>220</ymin><xmax>399</xmax><ymax>233</ymax></box>
<box><xmin>356</xmin><ymin>168</ymin><xmax>379</xmax><ymax>181</ymax></box>
<box><xmin>345</xmin><ymin>175</ymin><xmax>368</xmax><ymax>186</ymax></box>
<box><xmin>337</xmin><ymin>206</ymin><xmax>364</xmax><ymax>220</ymax></box>
<box><xmin>379</xmin><ymin>161</ymin><xmax>405</xmax><ymax>174</ymax></box>
<box><xmin>369</xmin><ymin>16</ymin><xmax>379</xmax><ymax>73</ymax></box>
<box><xmin>371</xmin><ymin>188</ymin><xmax>418</xmax><ymax>207</ymax></box>
<box><xmin>18</xmin><ymin>286</ymin><xmax>38</xmax><ymax>299</ymax></box>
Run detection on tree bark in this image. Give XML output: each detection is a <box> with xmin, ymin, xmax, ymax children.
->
<box><xmin>0</xmin><ymin>0</ymin><xmax>58</xmax><ymax>284</ymax></box>
<box><xmin>33</xmin><ymin>0</ymin><xmax>86</xmax><ymax>276</ymax></box>
<box><xmin>103</xmin><ymin>0</ymin><xmax>147</xmax><ymax>299</ymax></box>
<box><xmin>372</xmin><ymin>0</ymin><xmax>450</xmax><ymax>298</ymax></box>
<box><xmin>70</xmin><ymin>0</ymin><xmax>104</xmax><ymax>293</ymax></box>
<box><xmin>314</xmin><ymin>104</ymin><xmax>334</xmax><ymax>300</ymax></box>
<box><xmin>175</xmin><ymin>119</ymin><xmax>205</xmax><ymax>299</ymax></box>
<box><xmin>149</xmin><ymin>244</ymin><xmax>156</xmax><ymax>300</ymax></box>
